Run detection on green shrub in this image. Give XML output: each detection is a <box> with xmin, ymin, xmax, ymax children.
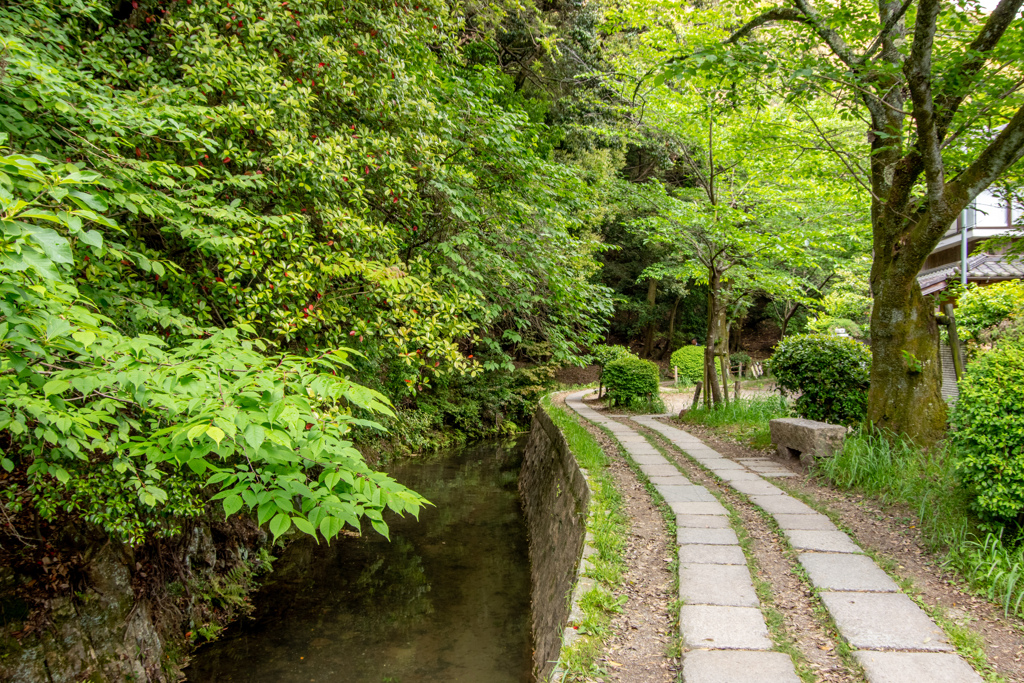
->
<box><xmin>954</xmin><ymin>280</ymin><xmax>1024</xmax><ymax>343</ymax></box>
<box><xmin>806</xmin><ymin>316</ymin><xmax>865</xmax><ymax>338</ymax></box>
<box><xmin>951</xmin><ymin>342</ymin><xmax>1024</xmax><ymax>524</ymax></box>
<box><xmin>592</xmin><ymin>345</ymin><xmax>636</xmax><ymax>367</ymax></box>
<box><xmin>670</xmin><ymin>345</ymin><xmax>718</xmax><ymax>384</ymax></box>
<box><xmin>602</xmin><ymin>356</ymin><xmax>660</xmax><ymax>407</ymax></box>
<box><xmin>771</xmin><ymin>334</ymin><xmax>871</xmax><ymax>425</ymax></box>
<box><xmin>730</xmin><ymin>351</ymin><xmax>752</xmax><ymax>366</ymax></box>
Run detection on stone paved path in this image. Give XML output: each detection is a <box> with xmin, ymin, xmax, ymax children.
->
<box><xmin>563</xmin><ymin>391</ymin><xmax>984</xmax><ymax>683</ymax></box>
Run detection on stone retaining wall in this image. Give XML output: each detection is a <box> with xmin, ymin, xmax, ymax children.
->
<box><xmin>519</xmin><ymin>407</ymin><xmax>591</xmax><ymax>682</ymax></box>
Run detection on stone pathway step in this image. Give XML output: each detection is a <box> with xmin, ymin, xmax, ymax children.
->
<box><xmin>564</xmin><ymin>392</ymin><xmax>798</xmax><ymax>682</ymax></box>
<box><xmin>630</xmin><ymin>413</ymin><xmax>983</xmax><ymax>683</ymax></box>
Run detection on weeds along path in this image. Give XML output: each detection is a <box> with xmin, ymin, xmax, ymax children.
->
<box><xmin>565</xmin><ymin>391</ymin><xmax>987</xmax><ymax>683</ymax></box>
<box><xmin>552</xmin><ymin>392</ymin><xmax>678</xmax><ymax>683</ymax></box>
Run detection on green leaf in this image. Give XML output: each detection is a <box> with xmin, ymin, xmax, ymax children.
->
<box><xmin>1</xmin><ymin>457</ymin><xmax>13</xmax><ymax>472</ymax></box>
<box><xmin>269</xmin><ymin>512</ymin><xmax>292</xmax><ymax>539</ymax></box>
<box><xmin>43</xmin><ymin>379</ymin><xmax>71</xmax><ymax>396</ymax></box>
<box><xmin>292</xmin><ymin>516</ymin><xmax>316</xmax><ymax>536</ymax></box>
<box><xmin>206</xmin><ymin>425</ymin><xmax>225</xmax><ymax>444</ymax></box>
<box><xmin>222</xmin><ymin>494</ymin><xmax>244</xmax><ymax>518</ymax></box>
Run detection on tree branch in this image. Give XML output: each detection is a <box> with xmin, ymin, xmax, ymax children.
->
<box><xmin>725</xmin><ymin>7</ymin><xmax>809</xmax><ymax>43</ymax></box>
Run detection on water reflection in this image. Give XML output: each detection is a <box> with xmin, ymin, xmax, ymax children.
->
<box><xmin>185</xmin><ymin>439</ymin><xmax>533</xmax><ymax>683</ymax></box>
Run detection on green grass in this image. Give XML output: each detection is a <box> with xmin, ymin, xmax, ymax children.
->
<box><xmin>680</xmin><ymin>395</ymin><xmax>791</xmax><ymax>448</ymax></box>
<box><xmin>541</xmin><ymin>396</ymin><xmax>629</xmax><ymax>682</ymax></box>
<box><xmin>818</xmin><ymin>427</ymin><xmax>1024</xmax><ymax>626</ymax></box>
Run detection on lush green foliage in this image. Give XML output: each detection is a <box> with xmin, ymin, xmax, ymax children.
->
<box><xmin>601</xmin><ymin>356</ymin><xmax>660</xmax><ymax>408</ymax></box>
<box><xmin>0</xmin><ymin>144</ymin><xmax>429</xmax><ymax>545</ymax></box>
<box><xmin>0</xmin><ymin>0</ymin><xmax>617</xmax><ymax>549</ymax></box>
<box><xmin>771</xmin><ymin>334</ymin><xmax>871</xmax><ymax>425</ymax></box>
<box><xmin>953</xmin><ymin>281</ymin><xmax>1024</xmax><ymax>347</ymax></box>
<box><xmin>670</xmin><ymin>345</ymin><xmax>707</xmax><ymax>384</ymax></box>
<box><xmin>951</xmin><ymin>342</ymin><xmax>1024</xmax><ymax>524</ymax></box>
<box><xmin>592</xmin><ymin>344</ymin><xmax>635</xmax><ymax>368</ymax></box>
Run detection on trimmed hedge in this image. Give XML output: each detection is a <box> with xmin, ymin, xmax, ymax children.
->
<box><xmin>592</xmin><ymin>345</ymin><xmax>635</xmax><ymax>367</ymax></box>
<box><xmin>951</xmin><ymin>342</ymin><xmax>1024</xmax><ymax>523</ymax></box>
<box><xmin>671</xmin><ymin>345</ymin><xmax>704</xmax><ymax>384</ymax></box>
<box><xmin>602</xmin><ymin>356</ymin><xmax>660</xmax><ymax>407</ymax></box>
<box><xmin>771</xmin><ymin>334</ymin><xmax>871</xmax><ymax>425</ymax></box>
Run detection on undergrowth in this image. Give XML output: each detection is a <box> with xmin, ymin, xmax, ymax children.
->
<box><xmin>818</xmin><ymin>427</ymin><xmax>1024</xmax><ymax>624</ymax></box>
<box><xmin>541</xmin><ymin>396</ymin><xmax>628</xmax><ymax>681</ymax></box>
<box><xmin>680</xmin><ymin>395</ymin><xmax>791</xmax><ymax>449</ymax></box>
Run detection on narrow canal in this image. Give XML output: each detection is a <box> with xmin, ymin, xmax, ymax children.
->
<box><xmin>185</xmin><ymin>439</ymin><xmax>534</xmax><ymax>683</ymax></box>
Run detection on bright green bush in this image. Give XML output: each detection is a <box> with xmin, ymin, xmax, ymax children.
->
<box><xmin>592</xmin><ymin>345</ymin><xmax>636</xmax><ymax>367</ymax></box>
<box><xmin>770</xmin><ymin>334</ymin><xmax>871</xmax><ymax>425</ymax></box>
<box><xmin>951</xmin><ymin>342</ymin><xmax>1024</xmax><ymax>524</ymax></box>
<box><xmin>601</xmin><ymin>357</ymin><xmax>660</xmax><ymax>407</ymax></box>
<box><xmin>671</xmin><ymin>345</ymin><xmax>707</xmax><ymax>384</ymax></box>
<box><xmin>955</xmin><ymin>280</ymin><xmax>1024</xmax><ymax>343</ymax></box>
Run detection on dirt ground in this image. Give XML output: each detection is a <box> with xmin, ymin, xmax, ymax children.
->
<box><xmin>552</xmin><ymin>393</ymin><xmax>679</xmax><ymax>683</ymax></box>
<box><xmin>674</xmin><ymin>420</ymin><xmax>1024</xmax><ymax>683</ymax></box>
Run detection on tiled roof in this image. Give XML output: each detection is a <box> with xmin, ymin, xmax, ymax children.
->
<box><xmin>917</xmin><ymin>252</ymin><xmax>1024</xmax><ymax>294</ymax></box>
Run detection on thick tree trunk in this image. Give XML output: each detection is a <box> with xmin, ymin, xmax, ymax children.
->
<box><xmin>867</xmin><ymin>260</ymin><xmax>947</xmax><ymax>444</ymax></box>
<box><xmin>660</xmin><ymin>295</ymin><xmax>683</xmax><ymax>360</ymax></box>
<box><xmin>642</xmin><ymin>278</ymin><xmax>658</xmax><ymax>358</ymax></box>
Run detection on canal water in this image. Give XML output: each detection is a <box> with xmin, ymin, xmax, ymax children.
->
<box><xmin>185</xmin><ymin>439</ymin><xmax>533</xmax><ymax>683</ymax></box>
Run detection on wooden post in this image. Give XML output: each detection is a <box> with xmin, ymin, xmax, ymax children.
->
<box><xmin>734</xmin><ymin>380</ymin><xmax>740</xmax><ymax>401</ymax></box>
<box><xmin>719</xmin><ymin>353</ymin><xmax>730</xmax><ymax>406</ymax></box>
<box><xmin>943</xmin><ymin>303</ymin><xmax>965</xmax><ymax>382</ymax></box>
<box><xmin>690</xmin><ymin>381</ymin><xmax>703</xmax><ymax>410</ymax></box>
<box><xmin>674</xmin><ymin>366</ymin><xmax>678</xmax><ymax>388</ymax></box>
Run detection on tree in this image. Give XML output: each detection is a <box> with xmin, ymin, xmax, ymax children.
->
<box><xmin>694</xmin><ymin>0</ymin><xmax>1024</xmax><ymax>442</ymax></box>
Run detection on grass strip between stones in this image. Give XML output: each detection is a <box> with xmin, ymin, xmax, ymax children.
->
<box><xmin>541</xmin><ymin>396</ymin><xmax>630</xmax><ymax>681</ymax></box>
<box><xmin>629</xmin><ymin>422</ymin><xmax>855</xmax><ymax>683</ymax></box>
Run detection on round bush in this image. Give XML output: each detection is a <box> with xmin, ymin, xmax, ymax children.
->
<box><xmin>592</xmin><ymin>344</ymin><xmax>635</xmax><ymax>367</ymax></box>
<box><xmin>771</xmin><ymin>334</ymin><xmax>871</xmax><ymax>425</ymax></box>
<box><xmin>951</xmin><ymin>342</ymin><xmax>1024</xmax><ymax>523</ymax></box>
<box><xmin>602</xmin><ymin>356</ymin><xmax>660</xmax><ymax>406</ymax></box>
<box><xmin>671</xmin><ymin>345</ymin><xmax>705</xmax><ymax>384</ymax></box>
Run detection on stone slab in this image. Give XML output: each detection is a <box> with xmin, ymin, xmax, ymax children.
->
<box><xmin>771</xmin><ymin>417</ymin><xmax>846</xmax><ymax>467</ymax></box>
<box><xmin>632</xmin><ymin>454</ymin><xmax>669</xmax><ymax>466</ymax></box>
<box><xmin>853</xmin><ymin>651</ymin><xmax>983</xmax><ymax>683</ymax></box>
<box><xmin>680</xmin><ymin>564</ymin><xmax>758</xmax><ymax>606</ymax></box>
<box><xmin>702</xmin><ymin>459</ymin><xmax>747</xmax><ymax>470</ymax></box>
<box><xmin>750</xmin><ymin>495</ymin><xmax>817</xmax><ymax>515</ymax></box>
<box><xmin>648</xmin><ymin>475</ymin><xmax>691</xmax><ymax>486</ymax></box>
<box><xmin>773</xmin><ymin>513</ymin><xmax>837</xmax><ymax>531</ymax></box>
<box><xmin>729</xmin><ymin>479</ymin><xmax>785</xmax><ymax>496</ymax></box>
<box><xmin>679</xmin><ymin>605</ymin><xmax>771</xmax><ymax>650</ymax></box>
<box><xmin>670</xmin><ymin>501</ymin><xmax>729</xmax><ymax>516</ymax></box>
<box><xmin>819</xmin><ymin>592</ymin><xmax>953</xmax><ymax>651</ymax></box>
<box><xmin>678</xmin><ymin>527</ymin><xmax>739</xmax><ymax>545</ymax></box>
<box><xmin>639</xmin><ymin>463</ymin><xmax>683</xmax><ymax>477</ymax></box>
<box><xmin>799</xmin><ymin>553</ymin><xmax>899</xmax><ymax>592</ymax></box>
<box><xmin>785</xmin><ymin>529</ymin><xmax>861</xmax><ymax>553</ymax></box>
<box><xmin>677</xmin><ymin>514</ymin><xmax>732</xmax><ymax>529</ymax></box>
<box><xmin>760</xmin><ymin>471</ymin><xmax>799</xmax><ymax>478</ymax></box>
<box><xmin>659</xmin><ymin>486</ymin><xmax>717</xmax><ymax>504</ymax></box>
<box><xmin>679</xmin><ymin>544</ymin><xmax>747</xmax><ymax>565</ymax></box>
<box><xmin>712</xmin><ymin>470</ymin><xmax>763</xmax><ymax>482</ymax></box>
<box><xmin>683</xmin><ymin>651</ymin><xmax>801</xmax><ymax>683</ymax></box>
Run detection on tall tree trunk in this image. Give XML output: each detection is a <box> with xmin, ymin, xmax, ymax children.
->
<box><xmin>704</xmin><ymin>269</ymin><xmax>722</xmax><ymax>407</ymax></box>
<box><xmin>642</xmin><ymin>278</ymin><xmax>659</xmax><ymax>358</ymax></box>
<box><xmin>659</xmin><ymin>295</ymin><xmax>683</xmax><ymax>360</ymax></box>
<box><xmin>867</xmin><ymin>253</ymin><xmax>947</xmax><ymax>443</ymax></box>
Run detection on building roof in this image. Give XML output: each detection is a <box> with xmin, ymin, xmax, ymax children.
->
<box><xmin>918</xmin><ymin>252</ymin><xmax>1024</xmax><ymax>295</ymax></box>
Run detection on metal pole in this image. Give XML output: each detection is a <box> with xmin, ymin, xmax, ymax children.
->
<box><xmin>961</xmin><ymin>209</ymin><xmax>969</xmax><ymax>286</ymax></box>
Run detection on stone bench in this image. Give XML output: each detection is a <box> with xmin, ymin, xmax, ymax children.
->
<box><xmin>769</xmin><ymin>417</ymin><xmax>846</xmax><ymax>467</ymax></box>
